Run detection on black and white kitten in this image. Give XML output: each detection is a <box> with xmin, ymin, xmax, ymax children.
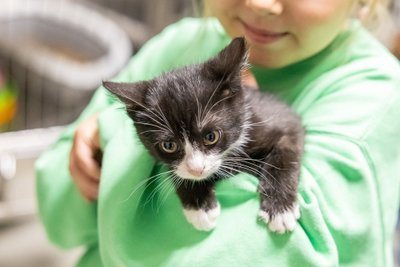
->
<box><xmin>103</xmin><ymin>38</ymin><xmax>304</xmax><ymax>233</ymax></box>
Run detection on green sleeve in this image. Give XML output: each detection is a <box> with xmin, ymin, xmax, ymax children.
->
<box><xmin>294</xmin><ymin>73</ymin><xmax>400</xmax><ymax>266</ymax></box>
<box><xmin>35</xmin><ymin>18</ymin><xmax>209</xmax><ymax>248</ymax></box>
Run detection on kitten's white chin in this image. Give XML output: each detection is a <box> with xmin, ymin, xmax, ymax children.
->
<box><xmin>174</xmin><ymin>169</ymin><xmax>216</xmax><ymax>181</ymax></box>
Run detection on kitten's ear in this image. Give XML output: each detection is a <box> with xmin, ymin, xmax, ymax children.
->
<box><xmin>102</xmin><ymin>81</ymin><xmax>149</xmax><ymax>110</ymax></box>
<box><xmin>203</xmin><ymin>37</ymin><xmax>248</xmax><ymax>80</ymax></box>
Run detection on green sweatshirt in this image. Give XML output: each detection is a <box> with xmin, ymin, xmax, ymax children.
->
<box><xmin>36</xmin><ymin>17</ymin><xmax>400</xmax><ymax>267</ymax></box>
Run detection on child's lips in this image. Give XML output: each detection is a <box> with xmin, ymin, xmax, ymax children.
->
<box><xmin>241</xmin><ymin>20</ymin><xmax>289</xmax><ymax>44</ymax></box>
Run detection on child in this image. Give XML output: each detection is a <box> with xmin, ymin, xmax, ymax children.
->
<box><xmin>37</xmin><ymin>0</ymin><xmax>400</xmax><ymax>266</ymax></box>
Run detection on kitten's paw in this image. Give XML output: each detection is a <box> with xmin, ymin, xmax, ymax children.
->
<box><xmin>259</xmin><ymin>203</ymin><xmax>300</xmax><ymax>234</ymax></box>
<box><xmin>183</xmin><ymin>203</ymin><xmax>220</xmax><ymax>231</ymax></box>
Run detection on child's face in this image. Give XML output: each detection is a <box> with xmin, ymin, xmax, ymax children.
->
<box><xmin>207</xmin><ymin>0</ymin><xmax>355</xmax><ymax>68</ymax></box>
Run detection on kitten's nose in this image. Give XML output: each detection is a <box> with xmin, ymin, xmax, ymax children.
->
<box><xmin>186</xmin><ymin>156</ymin><xmax>205</xmax><ymax>177</ymax></box>
<box><xmin>186</xmin><ymin>163</ymin><xmax>205</xmax><ymax>177</ymax></box>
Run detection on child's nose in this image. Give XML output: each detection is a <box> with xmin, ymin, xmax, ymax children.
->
<box><xmin>246</xmin><ymin>0</ymin><xmax>283</xmax><ymax>16</ymax></box>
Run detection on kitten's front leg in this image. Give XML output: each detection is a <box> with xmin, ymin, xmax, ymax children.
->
<box><xmin>258</xmin><ymin>135</ymin><xmax>301</xmax><ymax>233</ymax></box>
<box><xmin>175</xmin><ymin>179</ymin><xmax>220</xmax><ymax>231</ymax></box>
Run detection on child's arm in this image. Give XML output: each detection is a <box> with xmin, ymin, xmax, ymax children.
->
<box><xmin>35</xmin><ymin>17</ymin><xmax>220</xmax><ymax>249</ymax></box>
<box><xmin>292</xmin><ymin>74</ymin><xmax>400</xmax><ymax>266</ymax></box>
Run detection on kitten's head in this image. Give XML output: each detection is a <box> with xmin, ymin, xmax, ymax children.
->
<box><xmin>104</xmin><ymin>37</ymin><xmax>249</xmax><ymax>181</ymax></box>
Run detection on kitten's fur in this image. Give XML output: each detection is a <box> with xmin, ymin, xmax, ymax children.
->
<box><xmin>103</xmin><ymin>38</ymin><xmax>304</xmax><ymax>233</ymax></box>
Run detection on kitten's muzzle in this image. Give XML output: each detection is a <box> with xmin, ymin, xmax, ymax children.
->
<box><xmin>175</xmin><ymin>149</ymin><xmax>222</xmax><ymax>180</ymax></box>
<box><xmin>185</xmin><ymin>156</ymin><xmax>205</xmax><ymax>177</ymax></box>
<box><xmin>186</xmin><ymin>161</ymin><xmax>205</xmax><ymax>176</ymax></box>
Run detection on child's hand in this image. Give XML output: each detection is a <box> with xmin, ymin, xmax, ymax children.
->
<box><xmin>69</xmin><ymin>114</ymin><xmax>101</xmax><ymax>201</ymax></box>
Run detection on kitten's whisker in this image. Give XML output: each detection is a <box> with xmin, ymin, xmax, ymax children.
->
<box><xmin>198</xmin><ymin>107</ymin><xmax>230</xmax><ymax>127</ymax></box>
<box><xmin>171</xmin><ymin>176</ymin><xmax>184</xmax><ymax>193</ymax></box>
<box><xmin>220</xmin><ymin>162</ymin><xmax>278</xmax><ymax>192</ymax></box>
<box><xmin>200</xmin><ymin>74</ymin><xmax>226</xmax><ymax>123</ymax></box>
<box><xmin>224</xmin><ymin>159</ymin><xmax>280</xmax><ymax>185</ymax></box>
<box><xmin>201</xmin><ymin>95</ymin><xmax>234</xmax><ymax>127</ymax></box>
<box><xmin>139</xmin><ymin>129</ymin><xmax>166</xmax><ymax>135</ymax></box>
<box><xmin>116</xmin><ymin>106</ymin><xmax>127</xmax><ymax>112</ymax></box>
<box><xmin>134</xmin><ymin>121</ymin><xmax>171</xmax><ymax>133</ymax></box>
<box><xmin>120</xmin><ymin>169</ymin><xmax>174</xmax><ymax>204</ymax></box>
<box><xmin>246</xmin><ymin>117</ymin><xmax>274</xmax><ymax>127</ymax></box>
<box><xmin>223</xmin><ymin>141</ymin><xmax>250</xmax><ymax>159</ymax></box>
<box><xmin>136</xmin><ymin>110</ymin><xmax>167</xmax><ymax>128</ymax></box>
<box><xmin>126</xmin><ymin>101</ymin><xmax>171</xmax><ymax>134</ymax></box>
<box><xmin>123</xmin><ymin>178</ymin><xmax>158</xmax><ymax>203</ymax></box>
<box><xmin>169</xmin><ymin>175</ymin><xmax>180</xmax><ymax>189</ymax></box>
<box><xmin>221</xmin><ymin>170</ymin><xmax>273</xmax><ymax>198</ymax></box>
<box><xmin>218</xmin><ymin>163</ymin><xmax>272</xmax><ymax>196</ymax></box>
<box><xmin>190</xmin><ymin>179</ymin><xmax>196</xmax><ymax>190</ymax></box>
<box><xmin>225</xmin><ymin>148</ymin><xmax>284</xmax><ymax>171</ymax></box>
<box><xmin>145</xmin><ymin>174</ymin><xmax>174</xmax><ymax>211</ymax></box>
<box><xmin>221</xmin><ymin>162</ymin><xmax>267</xmax><ymax>182</ymax></box>
<box><xmin>158</xmin><ymin>175</ymin><xmax>181</xmax><ymax>212</ymax></box>
<box><xmin>114</xmin><ymin>90</ymin><xmax>153</xmax><ymax>113</ymax></box>
<box><xmin>218</xmin><ymin>164</ymin><xmax>261</xmax><ymax>187</ymax></box>
<box><xmin>155</xmin><ymin>104</ymin><xmax>174</xmax><ymax>133</ymax></box>
<box><xmin>135</xmin><ymin>110</ymin><xmax>173</xmax><ymax>133</ymax></box>
<box><xmin>215</xmin><ymin>168</ymin><xmax>233</xmax><ymax>179</ymax></box>
<box><xmin>120</xmin><ymin>178</ymin><xmax>153</xmax><ymax>204</ymax></box>
<box><xmin>195</xmin><ymin>96</ymin><xmax>203</xmax><ymax>129</ymax></box>
<box><xmin>199</xmin><ymin>107</ymin><xmax>229</xmax><ymax>125</ymax></box>
<box><xmin>224</xmin><ymin>156</ymin><xmax>284</xmax><ymax>171</ymax></box>
<box><xmin>154</xmin><ymin>175</ymin><xmax>176</xmax><ymax>213</ymax></box>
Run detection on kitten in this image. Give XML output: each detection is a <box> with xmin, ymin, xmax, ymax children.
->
<box><xmin>103</xmin><ymin>38</ymin><xmax>304</xmax><ymax>233</ymax></box>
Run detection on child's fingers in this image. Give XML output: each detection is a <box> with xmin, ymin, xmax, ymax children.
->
<box><xmin>79</xmin><ymin>177</ymin><xmax>99</xmax><ymax>201</ymax></box>
<box><xmin>69</xmin><ymin>153</ymin><xmax>99</xmax><ymax>201</ymax></box>
<box><xmin>75</xmin><ymin>172</ymin><xmax>99</xmax><ymax>201</ymax></box>
<box><xmin>73</xmin><ymin>136</ymin><xmax>101</xmax><ymax>181</ymax></box>
<box><xmin>68</xmin><ymin>113</ymin><xmax>101</xmax><ymax>201</ymax></box>
<box><xmin>69</xmin><ymin>139</ymin><xmax>100</xmax><ymax>201</ymax></box>
<box><xmin>69</xmin><ymin>116</ymin><xmax>101</xmax><ymax>180</ymax></box>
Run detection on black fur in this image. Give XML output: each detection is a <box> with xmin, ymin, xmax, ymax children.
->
<box><xmin>104</xmin><ymin>37</ymin><xmax>304</xmax><ymax>228</ymax></box>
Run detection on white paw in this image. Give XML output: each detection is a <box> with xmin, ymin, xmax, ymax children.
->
<box><xmin>259</xmin><ymin>203</ymin><xmax>300</xmax><ymax>234</ymax></box>
<box><xmin>183</xmin><ymin>203</ymin><xmax>220</xmax><ymax>231</ymax></box>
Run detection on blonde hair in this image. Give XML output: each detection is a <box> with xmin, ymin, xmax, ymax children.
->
<box><xmin>357</xmin><ymin>0</ymin><xmax>390</xmax><ymax>25</ymax></box>
<box><xmin>356</xmin><ymin>0</ymin><xmax>395</xmax><ymax>46</ymax></box>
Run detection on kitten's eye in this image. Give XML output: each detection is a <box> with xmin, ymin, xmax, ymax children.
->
<box><xmin>160</xmin><ymin>141</ymin><xmax>178</xmax><ymax>153</ymax></box>
<box><xmin>204</xmin><ymin>130</ymin><xmax>221</xmax><ymax>146</ymax></box>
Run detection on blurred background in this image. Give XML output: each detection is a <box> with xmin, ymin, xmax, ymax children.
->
<box><xmin>0</xmin><ymin>0</ymin><xmax>399</xmax><ymax>266</ymax></box>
